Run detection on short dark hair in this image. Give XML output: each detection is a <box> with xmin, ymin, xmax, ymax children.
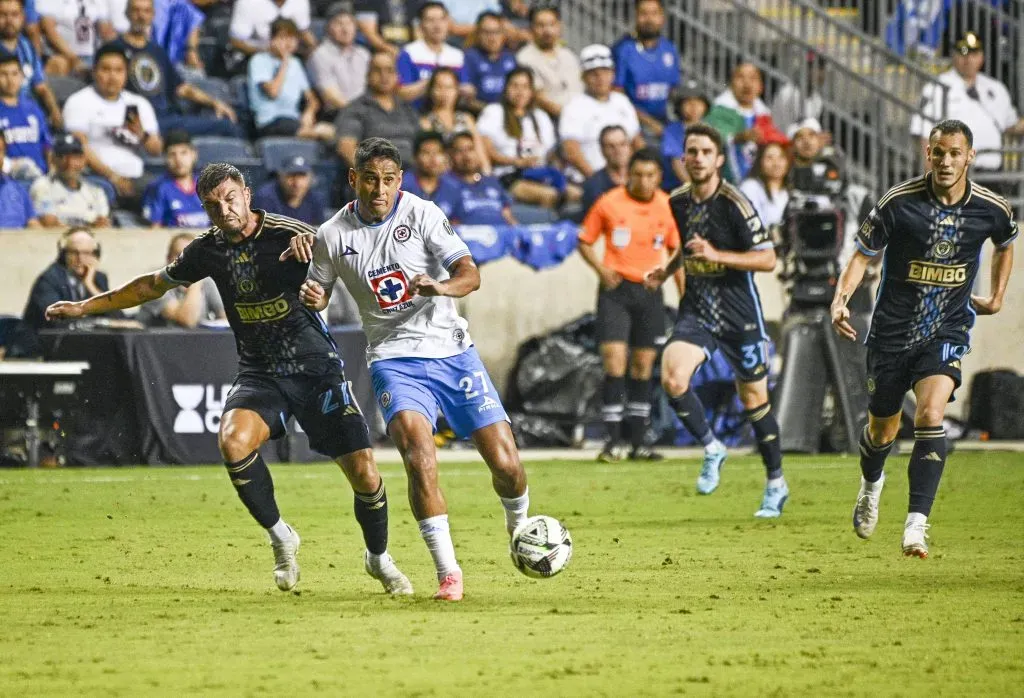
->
<box><xmin>355</xmin><ymin>137</ymin><xmax>402</xmax><ymax>170</ymax></box>
<box><xmin>929</xmin><ymin>119</ymin><xmax>974</xmax><ymax>148</ymax></box>
<box><xmin>197</xmin><ymin>162</ymin><xmax>246</xmax><ymax>198</ymax></box>
<box><xmin>684</xmin><ymin>122</ymin><xmax>725</xmax><ymax>155</ymax></box>
<box><xmin>598</xmin><ymin>124</ymin><xmax>627</xmax><ymax>146</ymax></box>
<box><xmin>94</xmin><ymin>43</ymin><xmax>129</xmax><ymax>67</ymax></box>
<box><xmin>0</xmin><ymin>51</ymin><xmax>19</xmax><ymax>68</ymax></box>
<box><xmin>636</xmin><ymin>0</ymin><xmax>663</xmax><ymax>9</ymax></box>
<box><xmin>163</xmin><ymin>129</ymin><xmax>193</xmax><ymax>151</ymax></box>
<box><xmin>418</xmin><ymin>1</ymin><xmax>447</xmax><ymax>21</ymax></box>
<box><xmin>414</xmin><ymin>130</ymin><xmax>446</xmax><ymax>155</ymax></box>
<box><xmin>446</xmin><ymin>131</ymin><xmax>474</xmax><ymax>150</ymax></box>
<box><xmin>476</xmin><ymin>10</ymin><xmax>502</xmax><ymax>25</ymax></box>
<box><xmin>270</xmin><ymin>17</ymin><xmax>300</xmax><ymax>38</ymax></box>
<box><xmin>629</xmin><ymin>147</ymin><xmax>662</xmax><ymax>170</ymax></box>
<box><xmin>528</xmin><ymin>5</ymin><xmax>559</xmax><ymax>23</ymax></box>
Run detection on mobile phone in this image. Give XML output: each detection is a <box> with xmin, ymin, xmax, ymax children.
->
<box><xmin>125</xmin><ymin>104</ymin><xmax>140</xmax><ymax>123</ymax></box>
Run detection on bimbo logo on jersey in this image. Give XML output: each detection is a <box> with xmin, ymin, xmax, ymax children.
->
<box><xmin>172</xmin><ymin>384</ymin><xmax>233</xmax><ymax>434</ymax></box>
<box><xmin>907</xmin><ymin>260</ymin><xmax>968</xmax><ymax>287</ymax></box>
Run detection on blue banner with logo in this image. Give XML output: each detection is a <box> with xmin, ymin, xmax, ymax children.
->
<box><xmin>455</xmin><ymin>221</ymin><xmax>580</xmax><ymax>270</ymax></box>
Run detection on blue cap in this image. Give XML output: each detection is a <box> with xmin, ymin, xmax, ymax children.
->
<box><xmin>281</xmin><ymin>154</ymin><xmax>312</xmax><ymax>174</ymax></box>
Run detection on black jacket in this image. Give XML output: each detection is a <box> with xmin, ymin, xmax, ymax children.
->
<box><xmin>7</xmin><ymin>262</ymin><xmax>112</xmax><ymax>357</ymax></box>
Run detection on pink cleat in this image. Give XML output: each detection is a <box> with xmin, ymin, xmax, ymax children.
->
<box><xmin>433</xmin><ymin>570</ymin><xmax>464</xmax><ymax>601</ymax></box>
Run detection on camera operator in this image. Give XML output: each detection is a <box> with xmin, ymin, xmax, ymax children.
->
<box><xmin>786</xmin><ymin>118</ymin><xmax>842</xmax><ymax>198</ymax></box>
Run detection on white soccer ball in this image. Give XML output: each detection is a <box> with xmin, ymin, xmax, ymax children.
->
<box><xmin>510</xmin><ymin>515</ymin><xmax>573</xmax><ymax>579</ymax></box>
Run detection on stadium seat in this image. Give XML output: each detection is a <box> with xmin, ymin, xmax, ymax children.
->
<box><xmin>48</xmin><ymin>75</ymin><xmax>86</xmax><ymax>107</ymax></box>
<box><xmin>192</xmin><ymin>136</ymin><xmax>260</xmax><ymax>169</ymax></box>
<box><xmin>311</xmin><ymin>18</ymin><xmax>326</xmax><ymax>42</ymax></box>
<box><xmin>112</xmin><ymin>209</ymin><xmax>148</xmax><ymax>228</ymax></box>
<box><xmin>188</xmin><ymin>76</ymin><xmax>234</xmax><ymax>114</ymax></box>
<box><xmin>510</xmin><ymin>202</ymin><xmax>558</xmax><ymax>225</ymax></box>
<box><xmin>0</xmin><ymin>315</ymin><xmax>20</xmax><ymax>354</ymax></box>
<box><xmin>83</xmin><ymin>175</ymin><xmax>117</xmax><ymax>208</ymax></box>
<box><xmin>256</xmin><ymin>137</ymin><xmax>323</xmax><ymax>173</ymax></box>
<box><xmin>229</xmin><ymin>74</ymin><xmax>249</xmax><ymax>112</ymax></box>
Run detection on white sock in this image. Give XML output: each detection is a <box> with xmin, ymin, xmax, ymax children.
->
<box><xmin>266</xmin><ymin>518</ymin><xmax>292</xmax><ymax>545</ymax></box>
<box><xmin>499</xmin><ymin>487</ymin><xmax>530</xmax><ymax>534</ymax></box>
<box><xmin>365</xmin><ymin>550</ymin><xmax>391</xmax><ymax>570</ymax></box>
<box><xmin>905</xmin><ymin>512</ymin><xmax>928</xmax><ymax>528</ymax></box>
<box><xmin>767</xmin><ymin>476</ymin><xmax>786</xmax><ymax>489</ymax></box>
<box><xmin>418</xmin><ymin>515</ymin><xmax>460</xmax><ymax>580</ymax></box>
<box><xmin>706</xmin><ymin>439</ymin><xmax>725</xmax><ymax>452</ymax></box>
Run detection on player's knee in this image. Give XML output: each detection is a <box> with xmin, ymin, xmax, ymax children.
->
<box><xmin>662</xmin><ymin>371</ymin><xmax>690</xmax><ymax>397</ymax></box>
<box><xmin>218</xmin><ymin>420</ymin><xmax>259</xmax><ymax>460</ymax></box>
<box><xmin>914</xmin><ymin>403</ymin><xmax>945</xmax><ymax>428</ymax></box>
<box><xmin>402</xmin><ymin>442</ymin><xmax>438</xmax><ymax>485</ymax></box>
<box><xmin>867</xmin><ymin>418</ymin><xmax>899</xmax><ymax>445</ymax></box>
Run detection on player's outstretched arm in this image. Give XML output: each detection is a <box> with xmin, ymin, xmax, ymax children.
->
<box><xmin>831</xmin><ymin>250</ymin><xmax>872</xmax><ymax>341</ymax></box>
<box><xmin>686</xmin><ymin>235</ymin><xmax>776</xmax><ymax>272</ymax></box>
<box><xmin>410</xmin><ymin>256</ymin><xmax>480</xmax><ymax>299</ymax></box>
<box><xmin>971</xmin><ymin>242</ymin><xmax>1014</xmax><ymax>315</ymax></box>
<box><xmin>45</xmin><ymin>271</ymin><xmax>175</xmax><ymax>321</ymax></box>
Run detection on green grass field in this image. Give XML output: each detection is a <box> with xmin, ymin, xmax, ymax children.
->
<box><xmin>1</xmin><ymin>452</ymin><xmax>1023</xmax><ymax>697</ymax></box>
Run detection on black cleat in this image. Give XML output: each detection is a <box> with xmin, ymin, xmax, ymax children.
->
<box><xmin>628</xmin><ymin>446</ymin><xmax>664</xmax><ymax>461</ymax></box>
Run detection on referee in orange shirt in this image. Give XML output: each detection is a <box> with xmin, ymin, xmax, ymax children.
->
<box><xmin>579</xmin><ymin>148</ymin><xmax>682</xmax><ymax>461</ymax></box>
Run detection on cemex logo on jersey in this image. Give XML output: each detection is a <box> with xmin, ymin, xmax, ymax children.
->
<box><xmin>367</xmin><ymin>263</ymin><xmax>414</xmax><ymax>313</ymax></box>
<box><xmin>172</xmin><ymin>384</ymin><xmax>233</xmax><ymax>434</ymax></box>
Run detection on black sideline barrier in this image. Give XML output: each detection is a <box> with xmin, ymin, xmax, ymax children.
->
<box><xmin>40</xmin><ymin>328</ymin><xmax>378</xmax><ymax>465</ymax></box>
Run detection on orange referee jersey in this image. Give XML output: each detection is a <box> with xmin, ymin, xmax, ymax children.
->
<box><xmin>579</xmin><ymin>186</ymin><xmax>681</xmax><ymax>283</ymax></box>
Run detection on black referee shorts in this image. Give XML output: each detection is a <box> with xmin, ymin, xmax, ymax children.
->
<box><xmin>224</xmin><ymin>369</ymin><xmax>372</xmax><ymax>458</ymax></box>
<box><xmin>596</xmin><ymin>280</ymin><xmax>666</xmax><ymax>349</ymax></box>
<box><xmin>866</xmin><ymin>337</ymin><xmax>968</xmax><ymax>417</ymax></box>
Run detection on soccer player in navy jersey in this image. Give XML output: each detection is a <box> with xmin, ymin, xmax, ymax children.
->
<box><xmin>832</xmin><ymin>119</ymin><xmax>1017</xmax><ymax>557</ymax></box>
<box><xmin>46</xmin><ymin>163</ymin><xmax>413</xmax><ymax>594</ymax></box>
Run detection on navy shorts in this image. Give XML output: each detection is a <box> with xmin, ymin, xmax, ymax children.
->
<box><xmin>224</xmin><ymin>369</ymin><xmax>371</xmax><ymax>458</ymax></box>
<box><xmin>596</xmin><ymin>280</ymin><xmax>666</xmax><ymax>348</ymax></box>
<box><xmin>669</xmin><ymin>313</ymin><xmax>770</xmax><ymax>383</ymax></box>
<box><xmin>866</xmin><ymin>338</ymin><xmax>967</xmax><ymax>417</ymax></box>
<box><xmin>370</xmin><ymin>347</ymin><xmax>509</xmax><ymax>439</ymax></box>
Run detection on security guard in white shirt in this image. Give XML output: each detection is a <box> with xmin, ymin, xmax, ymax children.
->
<box><xmin>910</xmin><ymin>31</ymin><xmax>1024</xmax><ymax>174</ymax></box>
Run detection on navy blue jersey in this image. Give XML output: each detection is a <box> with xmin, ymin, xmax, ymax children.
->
<box><xmin>857</xmin><ymin>174</ymin><xmax>1018</xmax><ymax>350</ymax></box>
<box><xmin>142</xmin><ymin>175</ymin><xmax>210</xmax><ymax>228</ymax></box>
<box><xmin>402</xmin><ymin>173</ymin><xmax>462</xmax><ymax>220</ymax></box>
<box><xmin>252</xmin><ymin>180</ymin><xmax>327</xmax><ymax>227</ymax></box>
<box><xmin>163</xmin><ymin>210</ymin><xmax>341</xmax><ymax>376</ymax></box>
<box><xmin>669</xmin><ymin>180</ymin><xmax>772</xmax><ymax>335</ymax></box>
<box><xmin>450</xmin><ymin>175</ymin><xmax>511</xmax><ymax>225</ymax></box>
<box><xmin>110</xmin><ymin>37</ymin><xmax>181</xmax><ymax>116</ymax></box>
<box><xmin>462</xmin><ymin>48</ymin><xmax>517</xmax><ymax>105</ymax></box>
<box><xmin>612</xmin><ymin>36</ymin><xmax>681</xmax><ymax>123</ymax></box>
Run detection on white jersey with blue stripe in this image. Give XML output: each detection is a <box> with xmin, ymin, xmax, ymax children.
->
<box><xmin>309</xmin><ymin>191</ymin><xmax>474</xmax><ymax>364</ymax></box>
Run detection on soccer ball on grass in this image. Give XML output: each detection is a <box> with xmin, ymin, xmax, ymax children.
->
<box><xmin>510</xmin><ymin>515</ymin><xmax>572</xmax><ymax>578</ymax></box>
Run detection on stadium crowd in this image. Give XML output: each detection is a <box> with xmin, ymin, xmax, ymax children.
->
<box><xmin>1</xmin><ymin>0</ymin><xmax>1020</xmax><ymax>344</ymax></box>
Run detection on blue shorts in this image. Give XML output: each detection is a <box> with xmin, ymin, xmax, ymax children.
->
<box><xmin>370</xmin><ymin>347</ymin><xmax>510</xmax><ymax>438</ymax></box>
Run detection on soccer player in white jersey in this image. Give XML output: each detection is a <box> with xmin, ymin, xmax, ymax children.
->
<box><xmin>281</xmin><ymin>137</ymin><xmax>531</xmax><ymax>601</ymax></box>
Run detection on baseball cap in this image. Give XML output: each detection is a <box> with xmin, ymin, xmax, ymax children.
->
<box><xmin>787</xmin><ymin>117</ymin><xmax>823</xmax><ymax>140</ymax></box>
<box><xmin>670</xmin><ymin>80</ymin><xmax>710</xmax><ymax>111</ymax></box>
<box><xmin>955</xmin><ymin>31</ymin><xmax>982</xmax><ymax>55</ymax></box>
<box><xmin>53</xmin><ymin>132</ymin><xmax>84</xmax><ymax>156</ymax></box>
<box><xmin>579</xmin><ymin>44</ymin><xmax>614</xmax><ymax>72</ymax></box>
<box><xmin>281</xmin><ymin>154</ymin><xmax>312</xmax><ymax>174</ymax></box>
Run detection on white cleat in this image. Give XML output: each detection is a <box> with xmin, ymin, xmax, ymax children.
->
<box><xmin>365</xmin><ymin>551</ymin><xmax>414</xmax><ymax>595</ymax></box>
<box><xmin>852</xmin><ymin>473</ymin><xmax>885</xmax><ymax>539</ymax></box>
<box><xmin>902</xmin><ymin>520</ymin><xmax>930</xmax><ymax>558</ymax></box>
<box><xmin>272</xmin><ymin>526</ymin><xmax>301</xmax><ymax>591</ymax></box>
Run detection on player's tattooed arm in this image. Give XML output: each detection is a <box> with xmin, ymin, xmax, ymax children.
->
<box><xmin>410</xmin><ymin>256</ymin><xmax>481</xmax><ymax>298</ymax></box>
<box><xmin>830</xmin><ymin>250</ymin><xmax>872</xmax><ymax>341</ymax></box>
<box><xmin>45</xmin><ymin>271</ymin><xmax>175</xmax><ymax>321</ymax></box>
<box><xmin>971</xmin><ymin>243</ymin><xmax>1014</xmax><ymax>316</ymax></box>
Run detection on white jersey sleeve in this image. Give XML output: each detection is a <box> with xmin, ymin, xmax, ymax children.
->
<box><xmin>309</xmin><ymin>223</ymin><xmax>339</xmax><ymax>289</ymax></box>
<box><xmin>423</xmin><ymin>203</ymin><xmax>472</xmax><ymax>270</ymax></box>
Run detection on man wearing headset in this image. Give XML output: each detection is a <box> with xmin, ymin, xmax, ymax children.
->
<box><xmin>8</xmin><ymin>227</ymin><xmax>111</xmax><ymax>356</ymax></box>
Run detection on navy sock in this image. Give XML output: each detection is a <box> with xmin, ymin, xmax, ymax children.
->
<box><xmin>225</xmin><ymin>450</ymin><xmax>280</xmax><ymax>528</ymax></box>
<box><xmin>668</xmin><ymin>390</ymin><xmax>714</xmax><ymax>446</ymax></box>
<box><xmin>625</xmin><ymin>377</ymin><xmax>652</xmax><ymax>450</ymax></box>
<box><xmin>745</xmin><ymin>403</ymin><xmax>783</xmax><ymax>480</ymax></box>
<box><xmin>354</xmin><ymin>481</ymin><xmax>389</xmax><ymax>555</ymax></box>
<box><xmin>859</xmin><ymin>426</ymin><xmax>894</xmax><ymax>483</ymax></box>
<box><xmin>908</xmin><ymin>427</ymin><xmax>947</xmax><ymax>516</ymax></box>
<box><xmin>602</xmin><ymin>375</ymin><xmax>626</xmax><ymax>445</ymax></box>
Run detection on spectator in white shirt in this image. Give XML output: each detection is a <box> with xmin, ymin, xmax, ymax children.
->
<box><xmin>910</xmin><ymin>30</ymin><xmax>1024</xmax><ymax>176</ymax></box>
<box><xmin>30</xmin><ymin>132</ymin><xmax>111</xmax><ymax>228</ymax></box>
<box><xmin>739</xmin><ymin>141</ymin><xmax>790</xmax><ymax>230</ymax></box>
<box><xmin>477</xmin><ymin>65</ymin><xmax>581</xmax><ymax>209</ymax></box>
<box><xmin>307</xmin><ymin>3</ymin><xmax>370</xmax><ymax>116</ymax></box>
<box><xmin>38</xmin><ymin>0</ymin><xmax>116</xmax><ymax>77</ymax></box>
<box><xmin>559</xmin><ymin>44</ymin><xmax>643</xmax><ymax>180</ymax></box>
<box><xmin>228</xmin><ymin>0</ymin><xmax>315</xmax><ymax>59</ymax></box>
<box><xmin>62</xmin><ymin>43</ymin><xmax>162</xmax><ymax>198</ymax></box>
<box><xmin>515</xmin><ymin>6</ymin><xmax>582</xmax><ymax>119</ymax></box>
<box><xmin>395</xmin><ymin>1</ymin><xmax>463</xmax><ymax>106</ymax></box>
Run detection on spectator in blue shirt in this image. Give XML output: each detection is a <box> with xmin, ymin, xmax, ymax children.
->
<box><xmin>0</xmin><ymin>131</ymin><xmax>40</xmax><ymax>227</ymax></box>
<box><xmin>253</xmin><ymin>153</ymin><xmax>328</xmax><ymax>227</ymax></box>
<box><xmin>612</xmin><ymin>0</ymin><xmax>680</xmax><ymax>136</ymax></box>
<box><xmin>447</xmin><ymin>130</ymin><xmax>516</xmax><ymax>225</ymax></box>
<box><xmin>248</xmin><ymin>18</ymin><xmax>331</xmax><ymax>141</ymax></box>
<box><xmin>141</xmin><ymin>129</ymin><xmax>210</xmax><ymax>228</ymax></box>
<box><xmin>462</xmin><ymin>11</ymin><xmax>517</xmax><ymax>114</ymax></box>
<box><xmin>402</xmin><ymin>130</ymin><xmax>462</xmax><ymax>219</ymax></box>
<box><xmin>0</xmin><ymin>0</ymin><xmax>61</xmax><ymax>129</ymax></box>
<box><xmin>0</xmin><ymin>51</ymin><xmax>50</xmax><ymax>179</ymax></box>
<box><xmin>111</xmin><ymin>0</ymin><xmax>241</xmax><ymax>138</ymax></box>
<box><xmin>660</xmin><ymin>80</ymin><xmax>709</xmax><ymax>191</ymax></box>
